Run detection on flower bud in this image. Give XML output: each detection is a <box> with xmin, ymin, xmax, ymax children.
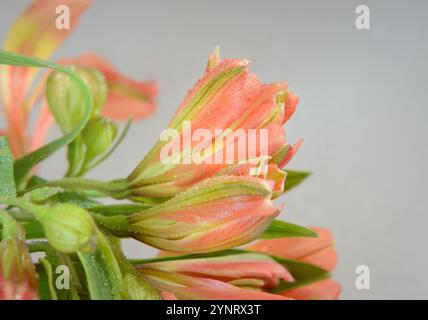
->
<box><xmin>37</xmin><ymin>204</ymin><xmax>96</xmax><ymax>253</ymax></box>
<box><xmin>144</xmin><ymin>252</ymin><xmax>293</xmax><ymax>290</ymax></box>
<box><xmin>81</xmin><ymin>117</ymin><xmax>118</xmax><ymax>164</ymax></box>
<box><xmin>127</xmin><ymin>175</ymin><xmax>280</xmax><ymax>253</ymax></box>
<box><xmin>0</xmin><ymin>211</ymin><xmax>38</xmax><ymax>300</ymax></box>
<box><xmin>127</xmin><ymin>50</ymin><xmax>301</xmax><ymax>201</ymax></box>
<box><xmin>139</xmin><ymin>267</ymin><xmax>289</xmax><ymax>300</ymax></box>
<box><xmin>46</xmin><ymin>66</ymin><xmax>107</xmax><ymax>133</ymax></box>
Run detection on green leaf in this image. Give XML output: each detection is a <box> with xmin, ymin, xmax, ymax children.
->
<box><xmin>37</xmin><ymin>251</ymin><xmax>83</xmax><ymax>300</ymax></box>
<box><xmin>45</xmin><ymin>250</ymin><xmax>83</xmax><ymax>300</ymax></box>
<box><xmin>77</xmin><ymin>230</ymin><xmax>123</xmax><ymax>300</ymax></box>
<box><xmin>284</xmin><ymin>170</ymin><xmax>311</xmax><ymax>192</ymax></box>
<box><xmin>39</xmin><ymin>258</ymin><xmax>58</xmax><ymax>300</ymax></box>
<box><xmin>260</xmin><ymin>220</ymin><xmax>318</xmax><ymax>239</ymax></box>
<box><xmin>0</xmin><ymin>50</ymin><xmax>92</xmax><ymax>187</ymax></box>
<box><xmin>22</xmin><ymin>221</ymin><xmax>45</xmax><ymax>239</ymax></box>
<box><xmin>270</xmin><ymin>256</ymin><xmax>330</xmax><ymax>292</ymax></box>
<box><xmin>36</xmin><ymin>264</ymin><xmax>52</xmax><ymax>300</ymax></box>
<box><xmin>0</xmin><ymin>137</ymin><xmax>16</xmax><ymax>197</ymax></box>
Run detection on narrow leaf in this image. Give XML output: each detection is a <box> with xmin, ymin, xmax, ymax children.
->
<box><xmin>260</xmin><ymin>220</ymin><xmax>318</xmax><ymax>239</ymax></box>
<box><xmin>284</xmin><ymin>170</ymin><xmax>311</xmax><ymax>192</ymax></box>
<box><xmin>22</xmin><ymin>221</ymin><xmax>45</xmax><ymax>239</ymax></box>
<box><xmin>39</xmin><ymin>258</ymin><xmax>58</xmax><ymax>300</ymax></box>
<box><xmin>0</xmin><ymin>137</ymin><xmax>16</xmax><ymax>197</ymax></box>
<box><xmin>77</xmin><ymin>230</ymin><xmax>123</xmax><ymax>300</ymax></box>
<box><xmin>270</xmin><ymin>256</ymin><xmax>330</xmax><ymax>292</ymax></box>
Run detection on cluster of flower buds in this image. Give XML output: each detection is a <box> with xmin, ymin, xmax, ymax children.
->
<box><xmin>135</xmin><ymin>227</ymin><xmax>340</xmax><ymax>300</ymax></box>
<box><xmin>127</xmin><ymin>49</ymin><xmax>301</xmax><ymax>201</ymax></box>
<box><xmin>0</xmin><ymin>0</ymin><xmax>340</xmax><ymax>301</ymax></box>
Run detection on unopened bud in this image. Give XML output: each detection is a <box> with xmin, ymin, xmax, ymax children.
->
<box><xmin>46</xmin><ymin>66</ymin><xmax>107</xmax><ymax>132</ymax></box>
<box><xmin>81</xmin><ymin>117</ymin><xmax>118</xmax><ymax>164</ymax></box>
<box><xmin>37</xmin><ymin>204</ymin><xmax>96</xmax><ymax>253</ymax></box>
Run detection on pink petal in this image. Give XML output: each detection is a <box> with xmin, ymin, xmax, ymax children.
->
<box><xmin>30</xmin><ymin>104</ymin><xmax>53</xmax><ymax>151</ymax></box>
<box><xmin>2</xmin><ymin>0</ymin><xmax>91</xmax><ymax>115</ymax></box>
<box><xmin>249</xmin><ymin>227</ymin><xmax>338</xmax><ymax>271</ymax></box>
<box><xmin>130</xmin><ymin>176</ymin><xmax>280</xmax><ymax>253</ymax></box>
<box><xmin>281</xmin><ymin>279</ymin><xmax>341</xmax><ymax>300</ymax></box>
<box><xmin>283</xmin><ymin>92</ymin><xmax>299</xmax><ymax>124</ymax></box>
<box><xmin>147</xmin><ymin>253</ymin><xmax>293</xmax><ymax>289</ymax></box>
<box><xmin>278</xmin><ymin>138</ymin><xmax>303</xmax><ymax>168</ymax></box>
<box><xmin>1</xmin><ymin>0</ymin><xmax>91</xmax><ymax>157</ymax></box>
<box><xmin>141</xmin><ymin>268</ymin><xmax>290</xmax><ymax>300</ymax></box>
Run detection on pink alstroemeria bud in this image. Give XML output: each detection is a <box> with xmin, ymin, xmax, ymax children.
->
<box><xmin>139</xmin><ymin>267</ymin><xmax>290</xmax><ymax>300</ymax></box>
<box><xmin>127</xmin><ymin>175</ymin><xmax>281</xmax><ymax>253</ymax></box>
<box><xmin>142</xmin><ymin>252</ymin><xmax>293</xmax><ymax>290</ymax></box>
<box><xmin>249</xmin><ymin>227</ymin><xmax>341</xmax><ymax>300</ymax></box>
<box><xmin>127</xmin><ymin>49</ymin><xmax>301</xmax><ymax>201</ymax></box>
<box><xmin>0</xmin><ymin>211</ymin><xmax>38</xmax><ymax>300</ymax></box>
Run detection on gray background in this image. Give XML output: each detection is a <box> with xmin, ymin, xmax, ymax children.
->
<box><xmin>1</xmin><ymin>0</ymin><xmax>427</xmax><ymax>299</ymax></box>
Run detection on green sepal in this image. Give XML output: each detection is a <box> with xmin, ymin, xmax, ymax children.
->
<box><xmin>284</xmin><ymin>170</ymin><xmax>311</xmax><ymax>192</ymax></box>
<box><xmin>270</xmin><ymin>256</ymin><xmax>330</xmax><ymax>292</ymax></box>
<box><xmin>260</xmin><ymin>220</ymin><xmax>318</xmax><ymax>239</ymax></box>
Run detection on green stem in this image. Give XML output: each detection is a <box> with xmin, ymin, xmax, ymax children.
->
<box><xmin>25</xmin><ymin>178</ymin><xmax>131</xmax><ymax>199</ymax></box>
<box><xmin>0</xmin><ymin>195</ymin><xmax>45</xmax><ymax>220</ymax></box>
<box><xmin>27</xmin><ymin>240</ymin><xmax>51</xmax><ymax>253</ymax></box>
<box><xmin>92</xmin><ymin>213</ymin><xmax>132</xmax><ymax>237</ymax></box>
<box><xmin>7</xmin><ymin>209</ymin><xmax>34</xmax><ymax>221</ymax></box>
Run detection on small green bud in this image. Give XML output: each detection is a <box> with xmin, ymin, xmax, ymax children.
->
<box><xmin>81</xmin><ymin>117</ymin><xmax>118</xmax><ymax>164</ymax></box>
<box><xmin>37</xmin><ymin>204</ymin><xmax>96</xmax><ymax>253</ymax></box>
<box><xmin>46</xmin><ymin>66</ymin><xmax>108</xmax><ymax>133</ymax></box>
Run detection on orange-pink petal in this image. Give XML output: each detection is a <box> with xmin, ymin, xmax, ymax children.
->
<box><xmin>0</xmin><ymin>0</ymin><xmax>91</xmax><ymax>157</ymax></box>
<box><xmin>281</xmin><ymin>279</ymin><xmax>341</xmax><ymax>300</ymax></box>
<box><xmin>146</xmin><ymin>253</ymin><xmax>293</xmax><ymax>289</ymax></box>
<box><xmin>283</xmin><ymin>92</ymin><xmax>299</xmax><ymax>124</ymax></box>
<box><xmin>1</xmin><ymin>0</ymin><xmax>91</xmax><ymax>113</ymax></box>
<box><xmin>129</xmin><ymin>176</ymin><xmax>280</xmax><ymax>253</ymax></box>
<box><xmin>141</xmin><ymin>268</ymin><xmax>290</xmax><ymax>300</ymax></box>
<box><xmin>249</xmin><ymin>227</ymin><xmax>338</xmax><ymax>272</ymax></box>
<box><xmin>278</xmin><ymin>139</ymin><xmax>303</xmax><ymax>168</ymax></box>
